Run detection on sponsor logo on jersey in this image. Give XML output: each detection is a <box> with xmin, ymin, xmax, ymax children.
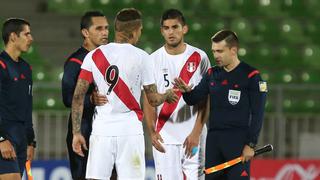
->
<box><xmin>162</xmin><ymin>68</ymin><xmax>168</xmax><ymax>73</ymax></box>
<box><xmin>228</xmin><ymin>90</ymin><xmax>241</xmax><ymax>105</ymax></box>
<box><xmin>187</xmin><ymin>62</ymin><xmax>196</xmax><ymax>72</ymax></box>
<box><xmin>259</xmin><ymin>81</ymin><xmax>268</xmax><ymax>92</ymax></box>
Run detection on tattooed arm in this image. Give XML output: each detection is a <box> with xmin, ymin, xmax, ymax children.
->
<box><xmin>71</xmin><ymin>79</ymin><xmax>89</xmax><ymax>156</ymax></box>
<box><xmin>72</xmin><ymin>79</ymin><xmax>89</xmax><ymax>134</ymax></box>
<box><xmin>143</xmin><ymin>84</ymin><xmax>178</xmax><ymax>107</ymax></box>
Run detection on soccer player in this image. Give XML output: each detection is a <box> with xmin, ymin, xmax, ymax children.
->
<box><xmin>143</xmin><ymin>9</ymin><xmax>211</xmax><ymax>180</ymax></box>
<box><xmin>0</xmin><ymin>18</ymin><xmax>36</xmax><ymax>180</ymax></box>
<box><xmin>71</xmin><ymin>8</ymin><xmax>178</xmax><ymax>180</ymax></box>
<box><xmin>174</xmin><ymin>30</ymin><xmax>267</xmax><ymax>180</ymax></box>
<box><xmin>61</xmin><ymin>11</ymin><xmax>111</xmax><ymax>180</ymax></box>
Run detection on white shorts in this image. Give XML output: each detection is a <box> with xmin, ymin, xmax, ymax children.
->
<box><xmin>86</xmin><ymin>134</ymin><xmax>145</xmax><ymax>180</ymax></box>
<box><xmin>153</xmin><ymin>126</ymin><xmax>206</xmax><ymax>180</ymax></box>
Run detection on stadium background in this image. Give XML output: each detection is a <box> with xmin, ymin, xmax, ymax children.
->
<box><xmin>1</xmin><ymin>0</ymin><xmax>320</xmax><ymax>179</ymax></box>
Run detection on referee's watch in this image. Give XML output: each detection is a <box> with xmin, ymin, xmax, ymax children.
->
<box><xmin>0</xmin><ymin>136</ymin><xmax>6</xmax><ymax>143</ymax></box>
<box><xmin>247</xmin><ymin>142</ymin><xmax>256</xmax><ymax>149</ymax></box>
<box><xmin>28</xmin><ymin>140</ymin><xmax>37</xmax><ymax>148</ymax></box>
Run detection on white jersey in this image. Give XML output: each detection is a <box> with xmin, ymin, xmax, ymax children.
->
<box><xmin>151</xmin><ymin>44</ymin><xmax>210</xmax><ymax>144</ymax></box>
<box><xmin>80</xmin><ymin>42</ymin><xmax>154</xmax><ymax>136</ymax></box>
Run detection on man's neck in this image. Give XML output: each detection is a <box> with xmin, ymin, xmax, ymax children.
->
<box><xmin>5</xmin><ymin>45</ymin><xmax>20</xmax><ymax>62</ymax></box>
<box><xmin>82</xmin><ymin>41</ymin><xmax>96</xmax><ymax>51</ymax></box>
<box><xmin>224</xmin><ymin>58</ymin><xmax>240</xmax><ymax>72</ymax></box>
<box><xmin>164</xmin><ymin>42</ymin><xmax>186</xmax><ymax>55</ymax></box>
<box><xmin>114</xmin><ymin>33</ymin><xmax>134</xmax><ymax>45</ymax></box>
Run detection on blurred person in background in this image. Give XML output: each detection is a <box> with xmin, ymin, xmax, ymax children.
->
<box><xmin>143</xmin><ymin>9</ymin><xmax>210</xmax><ymax>180</ymax></box>
<box><xmin>174</xmin><ymin>30</ymin><xmax>267</xmax><ymax>180</ymax></box>
<box><xmin>61</xmin><ymin>11</ymin><xmax>116</xmax><ymax>180</ymax></box>
<box><xmin>0</xmin><ymin>18</ymin><xmax>36</xmax><ymax>180</ymax></box>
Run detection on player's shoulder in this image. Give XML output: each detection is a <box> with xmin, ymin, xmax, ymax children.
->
<box><xmin>0</xmin><ymin>51</ymin><xmax>10</xmax><ymax>67</ymax></box>
<box><xmin>206</xmin><ymin>65</ymin><xmax>220</xmax><ymax>76</ymax></box>
<box><xmin>0</xmin><ymin>52</ymin><xmax>7</xmax><ymax>70</ymax></box>
<box><xmin>18</xmin><ymin>58</ymin><xmax>32</xmax><ymax>71</ymax></box>
<box><xmin>186</xmin><ymin>44</ymin><xmax>208</xmax><ymax>58</ymax></box>
<box><xmin>70</xmin><ymin>47</ymin><xmax>89</xmax><ymax>59</ymax></box>
<box><xmin>150</xmin><ymin>46</ymin><xmax>164</xmax><ymax>58</ymax></box>
<box><xmin>240</xmin><ymin>61</ymin><xmax>260</xmax><ymax>78</ymax></box>
<box><xmin>186</xmin><ymin>44</ymin><xmax>205</xmax><ymax>54</ymax></box>
<box><xmin>108</xmin><ymin>42</ymin><xmax>148</xmax><ymax>56</ymax></box>
<box><xmin>134</xmin><ymin>46</ymin><xmax>149</xmax><ymax>56</ymax></box>
<box><xmin>66</xmin><ymin>47</ymin><xmax>90</xmax><ymax>65</ymax></box>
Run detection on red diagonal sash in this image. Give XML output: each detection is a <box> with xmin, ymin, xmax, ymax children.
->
<box><xmin>92</xmin><ymin>49</ymin><xmax>143</xmax><ymax>120</ymax></box>
<box><xmin>156</xmin><ymin>52</ymin><xmax>201</xmax><ymax>132</ymax></box>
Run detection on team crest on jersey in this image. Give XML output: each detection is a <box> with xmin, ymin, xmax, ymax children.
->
<box><xmin>228</xmin><ymin>90</ymin><xmax>241</xmax><ymax>105</ymax></box>
<box><xmin>187</xmin><ymin>62</ymin><xmax>196</xmax><ymax>72</ymax></box>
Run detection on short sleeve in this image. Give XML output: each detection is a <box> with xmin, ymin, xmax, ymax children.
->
<box><xmin>81</xmin><ymin>52</ymin><xmax>93</xmax><ymax>73</ymax></box>
<box><xmin>141</xmin><ymin>52</ymin><xmax>155</xmax><ymax>86</ymax></box>
<box><xmin>79</xmin><ymin>52</ymin><xmax>94</xmax><ymax>83</ymax></box>
<box><xmin>200</xmin><ymin>51</ymin><xmax>211</xmax><ymax>76</ymax></box>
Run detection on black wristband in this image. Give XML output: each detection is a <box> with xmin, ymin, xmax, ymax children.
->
<box><xmin>0</xmin><ymin>136</ymin><xmax>6</xmax><ymax>143</ymax></box>
<box><xmin>28</xmin><ymin>140</ymin><xmax>37</xmax><ymax>148</ymax></box>
<box><xmin>247</xmin><ymin>142</ymin><xmax>256</xmax><ymax>149</ymax></box>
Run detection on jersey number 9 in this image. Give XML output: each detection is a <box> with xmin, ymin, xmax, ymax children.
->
<box><xmin>105</xmin><ymin>65</ymin><xmax>119</xmax><ymax>95</ymax></box>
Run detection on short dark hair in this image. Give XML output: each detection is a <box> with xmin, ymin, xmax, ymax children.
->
<box><xmin>80</xmin><ymin>11</ymin><xmax>105</xmax><ymax>30</ymax></box>
<box><xmin>160</xmin><ymin>9</ymin><xmax>186</xmax><ymax>26</ymax></box>
<box><xmin>114</xmin><ymin>8</ymin><xmax>142</xmax><ymax>32</ymax></box>
<box><xmin>2</xmin><ymin>18</ymin><xmax>30</xmax><ymax>45</ymax></box>
<box><xmin>211</xmin><ymin>30</ymin><xmax>239</xmax><ymax>48</ymax></box>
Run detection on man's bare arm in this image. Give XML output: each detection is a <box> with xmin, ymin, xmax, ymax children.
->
<box><xmin>72</xmin><ymin>79</ymin><xmax>90</xmax><ymax>134</ymax></box>
<box><xmin>142</xmin><ymin>91</ymin><xmax>165</xmax><ymax>152</ymax></box>
<box><xmin>193</xmin><ymin>96</ymin><xmax>209</xmax><ymax>135</ymax></box>
<box><xmin>184</xmin><ymin>96</ymin><xmax>209</xmax><ymax>157</ymax></box>
<box><xmin>143</xmin><ymin>84</ymin><xmax>178</xmax><ymax>106</ymax></box>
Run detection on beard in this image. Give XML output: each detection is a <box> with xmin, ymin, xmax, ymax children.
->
<box><xmin>166</xmin><ymin>38</ymin><xmax>182</xmax><ymax>48</ymax></box>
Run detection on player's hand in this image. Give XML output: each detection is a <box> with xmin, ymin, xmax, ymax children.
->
<box><xmin>183</xmin><ymin>132</ymin><xmax>200</xmax><ymax>159</ymax></box>
<box><xmin>242</xmin><ymin>145</ymin><xmax>255</xmax><ymax>163</ymax></box>
<box><xmin>0</xmin><ymin>140</ymin><xmax>17</xmax><ymax>160</ymax></box>
<box><xmin>151</xmin><ymin>131</ymin><xmax>165</xmax><ymax>153</ymax></box>
<box><xmin>91</xmin><ymin>88</ymin><xmax>108</xmax><ymax>106</ymax></box>
<box><xmin>27</xmin><ymin>145</ymin><xmax>35</xmax><ymax>161</ymax></box>
<box><xmin>164</xmin><ymin>88</ymin><xmax>179</xmax><ymax>104</ymax></box>
<box><xmin>173</xmin><ymin>77</ymin><xmax>193</xmax><ymax>93</ymax></box>
<box><xmin>72</xmin><ymin>133</ymin><xmax>88</xmax><ymax>157</ymax></box>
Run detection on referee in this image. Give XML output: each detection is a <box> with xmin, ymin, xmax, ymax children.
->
<box><xmin>0</xmin><ymin>18</ymin><xmax>36</xmax><ymax>180</ymax></box>
<box><xmin>174</xmin><ymin>30</ymin><xmax>267</xmax><ymax>180</ymax></box>
<box><xmin>61</xmin><ymin>11</ymin><xmax>110</xmax><ymax>180</ymax></box>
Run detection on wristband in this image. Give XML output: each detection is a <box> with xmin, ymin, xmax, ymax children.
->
<box><xmin>28</xmin><ymin>140</ymin><xmax>37</xmax><ymax>148</ymax></box>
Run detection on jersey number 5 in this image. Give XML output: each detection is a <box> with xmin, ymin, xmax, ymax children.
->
<box><xmin>104</xmin><ymin>65</ymin><xmax>119</xmax><ymax>95</ymax></box>
<box><xmin>164</xmin><ymin>73</ymin><xmax>169</xmax><ymax>87</ymax></box>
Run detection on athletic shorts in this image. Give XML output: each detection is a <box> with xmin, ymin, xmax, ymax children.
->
<box><xmin>153</xmin><ymin>127</ymin><xmax>206</xmax><ymax>180</ymax></box>
<box><xmin>0</xmin><ymin>122</ymin><xmax>27</xmax><ymax>175</ymax></box>
<box><xmin>86</xmin><ymin>134</ymin><xmax>145</xmax><ymax>180</ymax></box>
<box><xmin>66</xmin><ymin>118</ymin><xmax>91</xmax><ymax>179</ymax></box>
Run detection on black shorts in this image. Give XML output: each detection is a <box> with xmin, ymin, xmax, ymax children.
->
<box><xmin>0</xmin><ymin>121</ymin><xmax>27</xmax><ymax>175</ymax></box>
<box><xmin>205</xmin><ymin>129</ymin><xmax>250</xmax><ymax>180</ymax></box>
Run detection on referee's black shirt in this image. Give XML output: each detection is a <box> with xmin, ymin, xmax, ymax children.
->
<box><xmin>183</xmin><ymin>61</ymin><xmax>267</xmax><ymax>145</ymax></box>
<box><xmin>0</xmin><ymin>50</ymin><xmax>35</xmax><ymax>143</ymax></box>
